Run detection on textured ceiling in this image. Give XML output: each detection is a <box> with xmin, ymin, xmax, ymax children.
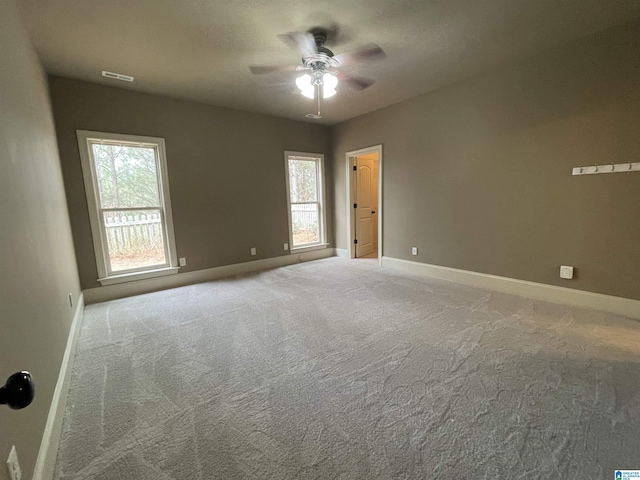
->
<box><xmin>19</xmin><ymin>0</ymin><xmax>640</xmax><ymax>125</ymax></box>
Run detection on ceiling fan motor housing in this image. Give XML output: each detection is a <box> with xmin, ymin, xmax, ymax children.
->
<box><xmin>310</xmin><ymin>29</ymin><xmax>328</xmax><ymax>47</ymax></box>
<box><xmin>317</xmin><ymin>46</ymin><xmax>334</xmax><ymax>57</ymax></box>
<box><xmin>302</xmin><ymin>28</ymin><xmax>338</xmax><ymax>74</ymax></box>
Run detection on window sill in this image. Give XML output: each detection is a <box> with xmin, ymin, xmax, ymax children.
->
<box><xmin>290</xmin><ymin>243</ymin><xmax>330</xmax><ymax>254</ymax></box>
<box><xmin>98</xmin><ymin>266</ymin><xmax>180</xmax><ymax>286</ymax></box>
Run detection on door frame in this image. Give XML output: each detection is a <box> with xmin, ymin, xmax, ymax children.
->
<box><xmin>345</xmin><ymin>144</ymin><xmax>383</xmax><ymax>264</ymax></box>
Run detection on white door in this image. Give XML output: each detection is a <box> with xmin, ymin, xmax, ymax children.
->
<box><xmin>356</xmin><ymin>156</ymin><xmax>375</xmax><ymax>257</ymax></box>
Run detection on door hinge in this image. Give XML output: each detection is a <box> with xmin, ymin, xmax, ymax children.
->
<box><xmin>353</xmin><ymin>203</ymin><xmax>357</xmax><ymax>208</ymax></box>
<box><xmin>353</xmin><ymin>165</ymin><xmax>357</xmax><ymax>171</ymax></box>
<box><xmin>354</xmin><ymin>239</ymin><xmax>358</xmax><ymax>244</ymax></box>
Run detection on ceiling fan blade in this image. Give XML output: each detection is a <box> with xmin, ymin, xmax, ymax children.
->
<box><xmin>258</xmin><ymin>82</ymin><xmax>299</xmax><ymax>95</ymax></box>
<box><xmin>249</xmin><ymin>64</ymin><xmax>298</xmax><ymax>75</ymax></box>
<box><xmin>339</xmin><ymin>73</ymin><xmax>375</xmax><ymax>91</ymax></box>
<box><xmin>333</xmin><ymin>44</ymin><xmax>386</xmax><ymax>67</ymax></box>
<box><xmin>278</xmin><ymin>31</ymin><xmax>318</xmax><ymax>58</ymax></box>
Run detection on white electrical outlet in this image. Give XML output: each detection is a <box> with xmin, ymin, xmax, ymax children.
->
<box><xmin>250</xmin><ymin>247</ymin><xmax>256</xmax><ymax>256</ymax></box>
<box><xmin>284</xmin><ymin>243</ymin><xmax>289</xmax><ymax>251</ymax></box>
<box><xmin>179</xmin><ymin>257</ymin><xmax>187</xmax><ymax>267</ymax></box>
<box><xmin>411</xmin><ymin>247</ymin><xmax>418</xmax><ymax>256</ymax></box>
<box><xmin>6</xmin><ymin>446</ymin><xmax>22</xmax><ymax>480</ymax></box>
<box><xmin>560</xmin><ymin>265</ymin><xmax>574</xmax><ymax>279</ymax></box>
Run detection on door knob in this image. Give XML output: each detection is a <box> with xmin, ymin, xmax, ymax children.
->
<box><xmin>371</xmin><ymin>210</ymin><xmax>376</xmax><ymax>214</ymax></box>
<box><xmin>0</xmin><ymin>371</ymin><xmax>35</xmax><ymax>410</ymax></box>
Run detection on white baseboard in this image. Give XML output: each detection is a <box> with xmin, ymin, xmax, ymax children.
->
<box><xmin>381</xmin><ymin>256</ymin><xmax>640</xmax><ymax>320</ymax></box>
<box><xmin>84</xmin><ymin>248</ymin><xmax>336</xmax><ymax>304</ymax></box>
<box><xmin>32</xmin><ymin>293</ymin><xmax>85</xmax><ymax>480</ymax></box>
<box><xmin>335</xmin><ymin>248</ymin><xmax>349</xmax><ymax>259</ymax></box>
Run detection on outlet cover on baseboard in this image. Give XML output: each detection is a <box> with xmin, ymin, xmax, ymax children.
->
<box><xmin>179</xmin><ymin>257</ymin><xmax>187</xmax><ymax>267</ymax></box>
<box><xmin>411</xmin><ymin>247</ymin><xmax>418</xmax><ymax>256</ymax></box>
<box><xmin>560</xmin><ymin>265</ymin><xmax>574</xmax><ymax>279</ymax></box>
<box><xmin>284</xmin><ymin>243</ymin><xmax>289</xmax><ymax>251</ymax></box>
<box><xmin>250</xmin><ymin>247</ymin><xmax>257</xmax><ymax>256</ymax></box>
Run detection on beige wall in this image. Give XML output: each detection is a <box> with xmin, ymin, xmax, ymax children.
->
<box><xmin>333</xmin><ymin>20</ymin><xmax>640</xmax><ymax>301</ymax></box>
<box><xmin>0</xmin><ymin>2</ymin><xmax>81</xmax><ymax>478</ymax></box>
<box><xmin>48</xmin><ymin>77</ymin><xmax>332</xmax><ymax>290</ymax></box>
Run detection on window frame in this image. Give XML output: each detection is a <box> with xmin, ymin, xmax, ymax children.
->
<box><xmin>284</xmin><ymin>151</ymin><xmax>328</xmax><ymax>253</ymax></box>
<box><xmin>77</xmin><ymin>130</ymin><xmax>179</xmax><ymax>285</ymax></box>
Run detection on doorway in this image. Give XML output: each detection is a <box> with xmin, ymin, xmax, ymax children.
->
<box><xmin>345</xmin><ymin>145</ymin><xmax>382</xmax><ymax>263</ymax></box>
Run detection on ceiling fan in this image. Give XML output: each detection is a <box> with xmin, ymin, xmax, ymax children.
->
<box><xmin>249</xmin><ymin>27</ymin><xmax>386</xmax><ymax>119</ymax></box>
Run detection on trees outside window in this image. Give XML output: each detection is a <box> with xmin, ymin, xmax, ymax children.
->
<box><xmin>285</xmin><ymin>152</ymin><xmax>326</xmax><ymax>250</ymax></box>
<box><xmin>77</xmin><ymin>131</ymin><xmax>178</xmax><ymax>285</ymax></box>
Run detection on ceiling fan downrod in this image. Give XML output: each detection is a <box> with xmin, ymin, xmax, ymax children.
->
<box><xmin>306</xmin><ymin>85</ymin><xmax>322</xmax><ymax>119</ymax></box>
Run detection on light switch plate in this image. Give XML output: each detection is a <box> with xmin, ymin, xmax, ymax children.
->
<box><xmin>560</xmin><ymin>265</ymin><xmax>574</xmax><ymax>279</ymax></box>
<box><xmin>6</xmin><ymin>446</ymin><xmax>21</xmax><ymax>480</ymax></box>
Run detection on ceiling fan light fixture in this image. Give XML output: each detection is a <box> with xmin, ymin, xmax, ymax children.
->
<box><xmin>296</xmin><ymin>74</ymin><xmax>315</xmax><ymax>99</ymax></box>
<box><xmin>322</xmin><ymin>73</ymin><xmax>338</xmax><ymax>98</ymax></box>
<box><xmin>323</xmin><ymin>87</ymin><xmax>337</xmax><ymax>98</ymax></box>
<box><xmin>323</xmin><ymin>73</ymin><xmax>338</xmax><ymax>89</ymax></box>
<box><xmin>295</xmin><ymin>73</ymin><xmax>312</xmax><ymax>90</ymax></box>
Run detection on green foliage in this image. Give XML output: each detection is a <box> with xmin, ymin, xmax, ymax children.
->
<box><xmin>289</xmin><ymin>158</ymin><xmax>320</xmax><ymax>246</ymax></box>
<box><xmin>92</xmin><ymin>144</ymin><xmax>160</xmax><ymax>208</ymax></box>
<box><xmin>289</xmin><ymin>159</ymin><xmax>317</xmax><ymax>203</ymax></box>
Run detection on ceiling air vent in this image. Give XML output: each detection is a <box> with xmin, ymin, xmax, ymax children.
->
<box><xmin>101</xmin><ymin>71</ymin><xmax>134</xmax><ymax>82</ymax></box>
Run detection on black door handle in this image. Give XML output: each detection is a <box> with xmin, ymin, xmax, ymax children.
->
<box><xmin>0</xmin><ymin>371</ymin><xmax>35</xmax><ymax>410</ymax></box>
<box><xmin>371</xmin><ymin>211</ymin><xmax>376</xmax><ymax>214</ymax></box>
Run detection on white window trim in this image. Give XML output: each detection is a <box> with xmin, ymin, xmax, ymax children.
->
<box><xmin>284</xmin><ymin>151</ymin><xmax>328</xmax><ymax>253</ymax></box>
<box><xmin>77</xmin><ymin>130</ymin><xmax>179</xmax><ymax>285</ymax></box>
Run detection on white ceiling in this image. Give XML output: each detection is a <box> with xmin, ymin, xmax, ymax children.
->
<box><xmin>19</xmin><ymin>0</ymin><xmax>640</xmax><ymax>125</ymax></box>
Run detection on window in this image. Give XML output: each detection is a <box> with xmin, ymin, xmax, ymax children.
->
<box><xmin>77</xmin><ymin>131</ymin><xmax>178</xmax><ymax>285</ymax></box>
<box><xmin>284</xmin><ymin>152</ymin><xmax>327</xmax><ymax>251</ymax></box>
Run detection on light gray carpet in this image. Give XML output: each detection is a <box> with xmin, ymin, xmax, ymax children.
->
<box><xmin>55</xmin><ymin>257</ymin><xmax>640</xmax><ymax>479</ymax></box>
